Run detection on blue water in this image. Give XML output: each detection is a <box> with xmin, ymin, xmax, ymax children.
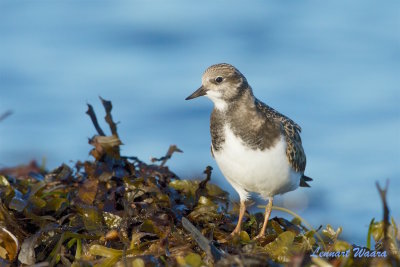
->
<box><xmin>1</xmin><ymin>1</ymin><xmax>399</xmax><ymax>245</ymax></box>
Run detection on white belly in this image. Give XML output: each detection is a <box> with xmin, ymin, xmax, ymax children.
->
<box><xmin>213</xmin><ymin>125</ymin><xmax>301</xmax><ymax>200</ymax></box>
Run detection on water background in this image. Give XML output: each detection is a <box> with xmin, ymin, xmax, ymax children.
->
<box><xmin>1</xmin><ymin>1</ymin><xmax>399</xmax><ymax>245</ymax></box>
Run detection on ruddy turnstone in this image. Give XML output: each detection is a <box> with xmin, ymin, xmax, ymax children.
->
<box><xmin>186</xmin><ymin>63</ymin><xmax>312</xmax><ymax>238</ymax></box>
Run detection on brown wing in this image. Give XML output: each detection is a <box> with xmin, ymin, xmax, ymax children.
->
<box><xmin>281</xmin><ymin>119</ymin><xmax>306</xmax><ymax>173</ymax></box>
<box><xmin>255</xmin><ymin>99</ymin><xmax>306</xmax><ymax>173</ymax></box>
<box><xmin>279</xmin><ymin>117</ymin><xmax>313</xmax><ymax>187</ymax></box>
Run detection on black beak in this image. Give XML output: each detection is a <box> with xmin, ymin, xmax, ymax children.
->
<box><xmin>185</xmin><ymin>86</ymin><xmax>207</xmax><ymax>100</ymax></box>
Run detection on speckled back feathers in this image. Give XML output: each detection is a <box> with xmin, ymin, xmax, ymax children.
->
<box><xmin>254</xmin><ymin>99</ymin><xmax>306</xmax><ymax>173</ymax></box>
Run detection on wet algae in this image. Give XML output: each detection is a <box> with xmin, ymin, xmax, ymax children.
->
<box><xmin>0</xmin><ymin>99</ymin><xmax>399</xmax><ymax>266</ymax></box>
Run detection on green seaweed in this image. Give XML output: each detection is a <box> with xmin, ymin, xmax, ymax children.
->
<box><xmin>0</xmin><ymin>98</ymin><xmax>398</xmax><ymax>266</ymax></box>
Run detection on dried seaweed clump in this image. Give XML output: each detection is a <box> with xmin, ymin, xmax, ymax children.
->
<box><xmin>0</xmin><ymin>98</ymin><xmax>399</xmax><ymax>267</ymax></box>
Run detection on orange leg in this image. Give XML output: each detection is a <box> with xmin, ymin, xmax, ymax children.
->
<box><xmin>255</xmin><ymin>197</ymin><xmax>273</xmax><ymax>239</ymax></box>
<box><xmin>231</xmin><ymin>200</ymin><xmax>246</xmax><ymax>235</ymax></box>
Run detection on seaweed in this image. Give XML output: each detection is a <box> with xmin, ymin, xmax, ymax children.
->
<box><xmin>0</xmin><ymin>98</ymin><xmax>399</xmax><ymax>266</ymax></box>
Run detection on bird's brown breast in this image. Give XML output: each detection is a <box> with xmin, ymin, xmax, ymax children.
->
<box><xmin>210</xmin><ymin>100</ymin><xmax>281</xmax><ymax>152</ymax></box>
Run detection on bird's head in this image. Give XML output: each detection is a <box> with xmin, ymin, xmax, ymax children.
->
<box><xmin>186</xmin><ymin>63</ymin><xmax>250</xmax><ymax>110</ymax></box>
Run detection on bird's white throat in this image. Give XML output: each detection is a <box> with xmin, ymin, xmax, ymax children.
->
<box><xmin>205</xmin><ymin>91</ymin><xmax>227</xmax><ymax>111</ymax></box>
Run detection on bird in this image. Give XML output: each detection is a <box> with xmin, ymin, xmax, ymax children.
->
<box><xmin>185</xmin><ymin>63</ymin><xmax>312</xmax><ymax>239</ymax></box>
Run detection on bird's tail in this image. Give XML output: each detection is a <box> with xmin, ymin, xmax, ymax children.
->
<box><xmin>300</xmin><ymin>175</ymin><xmax>313</xmax><ymax>187</ymax></box>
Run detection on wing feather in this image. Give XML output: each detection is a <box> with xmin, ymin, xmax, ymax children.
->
<box><xmin>255</xmin><ymin>99</ymin><xmax>306</xmax><ymax>173</ymax></box>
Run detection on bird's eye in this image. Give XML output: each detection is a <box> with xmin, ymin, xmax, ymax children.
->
<box><xmin>215</xmin><ymin>77</ymin><xmax>223</xmax><ymax>83</ymax></box>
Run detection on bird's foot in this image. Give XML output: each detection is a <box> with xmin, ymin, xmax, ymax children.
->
<box><xmin>219</xmin><ymin>229</ymin><xmax>240</xmax><ymax>243</ymax></box>
<box><xmin>230</xmin><ymin>228</ymin><xmax>241</xmax><ymax>237</ymax></box>
<box><xmin>254</xmin><ymin>233</ymin><xmax>265</xmax><ymax>240</ymax></box>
